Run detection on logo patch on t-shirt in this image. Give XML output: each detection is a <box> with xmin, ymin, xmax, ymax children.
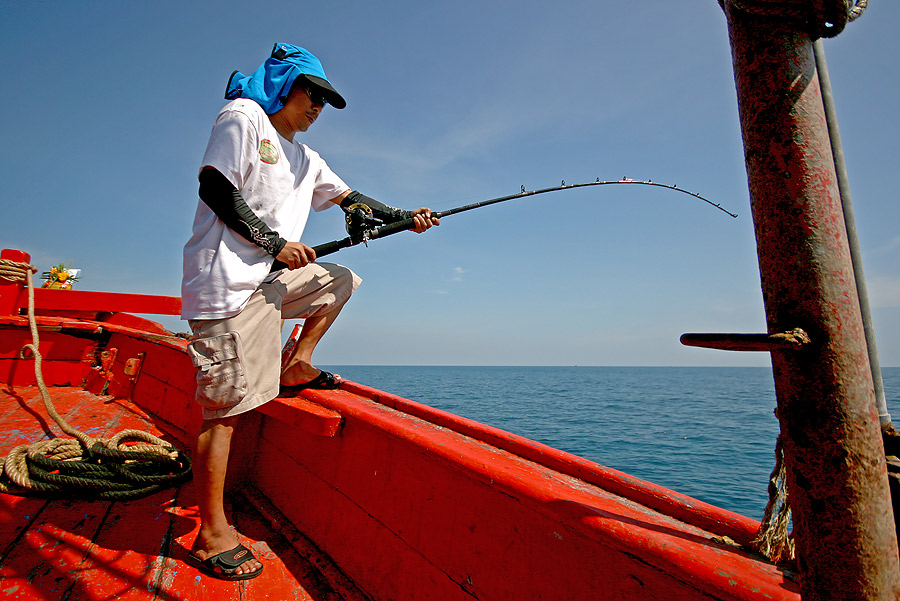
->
<box><xmin>259</xmin><ymin>139</ymin><xmax>279</xmax><ymax>164</ymax></box>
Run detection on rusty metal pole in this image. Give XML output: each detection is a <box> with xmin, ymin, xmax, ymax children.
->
<box><xmin>722</xmin><ymin>4</ymin><xmax>900</xmax><ymax>600</ymax></box>
<box><xmin>813</xmin><ymin>38</ymin><xmax>891</xmax><ymax>429</ymax></box>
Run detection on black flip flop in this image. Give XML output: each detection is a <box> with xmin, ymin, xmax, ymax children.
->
<box><xmin>187</xmin><ymin>544</ymin><xmax>263</xmax><ymax>581</ymax></box>
<box><xmin>280</xmin><ymin>370</ymin><xmax>341</xmax><ymax>396</ymax></box>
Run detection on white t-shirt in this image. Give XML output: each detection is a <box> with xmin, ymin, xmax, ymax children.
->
<box><xmin>182</xmin><ymin>99</ymin><xmax>349</xmax><ymax>320</ymax></box>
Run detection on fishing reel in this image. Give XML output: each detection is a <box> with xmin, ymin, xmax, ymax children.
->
<box><xmin>343</xmin><ymin>202</ymin><xmax>383</xmax><ymax>244</ymax></box>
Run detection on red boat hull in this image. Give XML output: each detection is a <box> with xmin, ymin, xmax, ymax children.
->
<box><xmin>0</xmin><ymin>248</ymin><xmax>799</xmax><ymax>600</ymax></box>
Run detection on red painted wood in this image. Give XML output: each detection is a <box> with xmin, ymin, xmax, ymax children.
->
<box><xmin>0</xmin><ymin>385</ymin><xmax>42</xmax><ymax>422</ymax></box>
<box><xmin>0</xmin><ymin>387</ymin><xmax>99</xmax><ymax>450</ymax></box>
<box><xmin>0</xmin><ymin>323</ymin><xmax>96</xmax><ymax>387</ymax></box>
<box><xmin>0</xmin><ymin>250</ymin><xmax>30</xmax><ymax>317</ymax></box>
<box><xmin>0</xmin><ymin>330</ymin><xmax>93</xmax><ymax>362</ymax></box>
<box><xmin>242</xmin><ymin>486</ymin><xmax>370</xmax><ymax>600</ymax></box>
<box><xmin>95</xmin><ymin>397</ymin><xmax>171</xmax><ymax>441</ymax></box>
<box><xmin>29</xmin><ymin>288</ymin><xmax>182</xmax><ymax>316</ymax></box>
<box><xmin>109</xmin><ymin>335</ymin><xmax>202</xmax><ymax>442</ymax></box>
<box><xmin>0</xmin><ymin>357</ymin><xmax>90</xmax><ymax>387</ymax></box>
<box><xmin>255</xmin><ymin>389</ymin><xmax>800</xmax><ymax>601</ymax></box>
<box><xmin>0</xmin><ymin>390</ymin><xmax>60</xmax><ymax>453</ymax></box>
<box><xmin>257</xmin><ymin>396</ymin><xmax>343</xmax><ymax>437</ymax></box>
<box><xmin>0</xmin><ymin>495</ymin><xmax>48</xmax><ymax>554</ymax></box>
<box><xmin>0</xmin><ymin>314</ymin><xmax>199</xmax><ymax>441</ymax></box>
<box><xmin>341</xmin><ymin>380</ymin><xmax>761</xmax><ymax>546</ymax></box>
<box><xmin>0</xmin><ymin>497</ymin><xmax>113</xmax><ymax>599</ymax></box>
<box><xmin>131</xmin><ymin>378</ymin><xmax>201</xmax><ymax>444</ymax></box>
<box><xmin>53</xmin><ymin>488</ymin><xmax>180</xmax><ymax>601</ymax></box>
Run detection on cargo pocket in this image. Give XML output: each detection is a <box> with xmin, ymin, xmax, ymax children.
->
<box><xmin>186</xmin><ymin>332</ymin><xmax>248</xmax><ymax>410</ymax></box>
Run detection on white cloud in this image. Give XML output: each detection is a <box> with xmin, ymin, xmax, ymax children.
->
<box><xmin>449</xmin><ymin>266</ymin><xmax>466</xmax><ymax>282</ymax></box>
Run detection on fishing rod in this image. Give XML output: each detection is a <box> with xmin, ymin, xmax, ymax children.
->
<box><xmin>312</xmin><ymin>178</ymin><xmax>738</xmax><ymax>259</ymax></box>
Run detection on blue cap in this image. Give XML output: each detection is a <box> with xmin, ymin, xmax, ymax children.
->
<box><xmin>225</xmin><ymin>43</ymin><xmax>346</xmax><ymax>113</ymax></box>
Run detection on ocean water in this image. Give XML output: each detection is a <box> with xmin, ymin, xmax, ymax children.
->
<box><xmin>325</xmin><ymin>365</ymin><xmax>900</xmax><ymax>521</ymax></box>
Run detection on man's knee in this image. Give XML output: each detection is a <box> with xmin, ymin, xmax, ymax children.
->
<box><xmin>328</xmin><ymin>263</ymin><xmax>363</xmax><ymax>295</ymax></box>
<box><xmin>276</xmin><ymin>262</ymin><xmax>362</xmax><ymax>319</ymax></box>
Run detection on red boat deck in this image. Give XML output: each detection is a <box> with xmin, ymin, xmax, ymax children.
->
<box><xmin>0</xmin><ymin>384</ymin><xmax>369</xmax><ymax>601</ymax></box>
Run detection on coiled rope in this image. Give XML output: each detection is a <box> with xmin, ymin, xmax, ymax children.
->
<box><xmin>718</xmin><ymin>0</ymin><xmax>868</xmax><ymax>39</ymax></box>
<box><xmin>0</xmin><ymin>258</ymin><xmax>191</xmax><ymax>500</ymax></box>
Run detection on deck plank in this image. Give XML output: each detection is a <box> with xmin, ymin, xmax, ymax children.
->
<box><xmin>0</xmin><ymin>495</ymin><xmax>48</xmax><ymax>565</ymax></box>
<box><xmin>61</xmin><ymin>487</ymin><xmax>182</xmax><ymax>601</ymax></box>
<box><xmin>0</xmin><ymin>497</ymin><xmax>112</xmax><ymax>600</ymax></box>
<box><xmin>0</xmin><ymin>386</ymin><xmax>95</xmax><ymax>451</ymax></box>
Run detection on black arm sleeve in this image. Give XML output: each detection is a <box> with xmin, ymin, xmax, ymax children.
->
<box><xmin>198</xmin><ymin>168</ymin><xmax>288</xmax><ymax>257</ymax></box>
<box><xmin>340</xmin><ymin>191</ymin><xmax>413</xmax><ymax>223</ymax></box>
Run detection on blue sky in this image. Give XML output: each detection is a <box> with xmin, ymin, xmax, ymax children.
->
<box><xmin>2</xmin><ymin>1</ymin><xmax>897</xmax><ymax>367</ymax></box>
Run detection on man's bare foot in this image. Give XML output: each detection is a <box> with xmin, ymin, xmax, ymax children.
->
<box><xmin>281</xmin><ymin>360</ymin><xmax>341</xmax><ymax>388</ymax></box>
<box><xmin>190</xmin><ymin>528</ymin><xmax>262</xmax><ymax>578</ymax></box>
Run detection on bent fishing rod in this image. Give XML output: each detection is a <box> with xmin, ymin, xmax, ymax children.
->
<box><xmin>312</xmin><ymin>178</ymin><xmax>738</xmax><ymax>259</ymax></box>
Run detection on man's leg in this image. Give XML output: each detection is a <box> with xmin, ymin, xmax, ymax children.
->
<box><xmin>190</xmin><ymin>415</ymin><xmax>262</xmax><ymax>576</ymax></box>
<box><xmin>281</xmin><ymin>298</ymin><xmax>348</xmax><ymax>386</ymax></box>
<box><xmin>277</xmin><ymin>262</ymin><xmax>361</xmax><ymax>387</ymax></box>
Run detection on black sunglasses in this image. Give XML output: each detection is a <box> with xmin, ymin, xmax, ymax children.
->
<box><xmin>302</xmin><ymin>86</ymin><xmax>328</xmax><ymax>107</ymax></box>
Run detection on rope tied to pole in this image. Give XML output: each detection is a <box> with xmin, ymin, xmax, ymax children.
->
<box><xmin>718</xmin><ymin>0</ymin><xmax>868</xmax><ymax>39</ymax></box>
<box><xmin>0</xmin><ymin>258</ymin><xmax>191</xmax><ymax>499</ymax></box>
<box><xmin>0</xmin><ymin>259</ymin><xmax>38</xmax><ymax>284</ymax></box>
<box><xmin>750</xmin><ymin>433</ymin><xmax>795</xmax><ymax>562</ymax></box>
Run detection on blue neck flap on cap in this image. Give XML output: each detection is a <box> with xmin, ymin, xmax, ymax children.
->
<box><xmin>225</xmin><ymin>43</ymin><xmax>332</xmax><ymax>114</ymax></box>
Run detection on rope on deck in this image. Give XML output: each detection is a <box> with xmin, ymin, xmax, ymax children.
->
<box><xmin>0</xmin><ymin>258</ymin><xmax>191</xmax><ymax>500</ymax></box>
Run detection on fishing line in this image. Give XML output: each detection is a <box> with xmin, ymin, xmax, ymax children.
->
<box><xmin>313</xmin><ymin>178</ymin><xmax>738</xmax><ymax>259</ymax></box>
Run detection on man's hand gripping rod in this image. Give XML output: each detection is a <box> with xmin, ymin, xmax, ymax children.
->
<box><xmin>312</xmin><ymin>178</ymin><xmax>737</xmax><ymax>259</ymax></box>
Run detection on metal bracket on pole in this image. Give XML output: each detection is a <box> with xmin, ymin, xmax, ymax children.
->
<box><xmin>680</xmin><ymin>328</ymin><xmax>810</xmax><ymax>352</ymax></box>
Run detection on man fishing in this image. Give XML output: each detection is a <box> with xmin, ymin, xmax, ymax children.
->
<box><xmin>181</xmin><ymin>43</ymin><xmax>439</xmax><ymax>580</ymax></box>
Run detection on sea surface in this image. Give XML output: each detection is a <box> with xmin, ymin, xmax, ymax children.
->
<box><xmin>324</xmin><ymin>365</ymin><xmax>900</xmax><ymax>521</ymax></box>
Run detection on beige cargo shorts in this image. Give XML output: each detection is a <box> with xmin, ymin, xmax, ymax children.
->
<box><xmin>186</xmin><ymin>262</ymin><xmax>361</xmax><ymax>420</ymax></box>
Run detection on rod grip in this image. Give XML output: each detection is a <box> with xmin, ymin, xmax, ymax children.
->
<box><xmin>312</xmin><ymin>237</ymin><xmax>353</xmax><ymax>259</ymax></box>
